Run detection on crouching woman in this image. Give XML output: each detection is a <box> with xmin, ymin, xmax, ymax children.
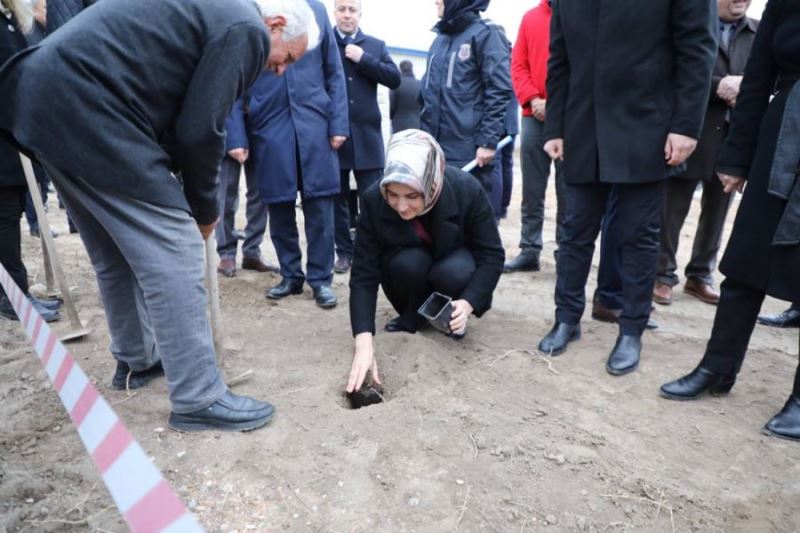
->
<box><xmin>346</xmin><ymin>130</ymin><xmax>504</xmax><ymax>392</ymax></box>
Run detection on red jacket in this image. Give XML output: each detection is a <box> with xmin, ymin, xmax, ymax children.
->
<box><xmin>511</xmin><ymin>1</ymin><xmax>551</xmax><ymax>117</ymax></box>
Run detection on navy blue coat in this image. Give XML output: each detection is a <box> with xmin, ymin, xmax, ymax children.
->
<box><xmin>420</xmin><ymin>16</ymin><xmax>513</xmax><ymax>165</ymax></box>
<box><xmin>335</xmin><ymin>28</ymin><xmax>400</xmax><ymax>171</ymax></box>
<box><xmin>227</xmin><ymin>0</ymin><xmax>348</xmax><ymax>205</ymax></box>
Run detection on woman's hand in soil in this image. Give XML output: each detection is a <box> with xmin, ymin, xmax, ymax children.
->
<box><xmin>449</xmin><ymin>300</ymin><xmax>473</xmax><ymax>335</ymax></box>
<box><xmin>347</xmin><ymin>333</ymin><xmax>381</xmax><ymax>393</ymax></box>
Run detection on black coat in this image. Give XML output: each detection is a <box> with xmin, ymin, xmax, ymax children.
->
<box><xmin>390</xmin><ymin>73</ymin><xmax>421</xmax><ymax>133</ymax></box>
<box><xmin>0</xmin><ymin>0</ymin><xmax>269</xmax><ymax>225</ymax></box>
<box><xmin>420</xmin><ymin>15</ymin><xmax>513</xmax><ymax>164</ymax></box>
<box><xmin>46</xmin><ymin>0</ymin><xmax>96</xmax><ymax>32</ymax></box>
<box><xmin>335</xmin><ymin>28</ymin><xmax>400</xmax><ymax>171</ymax></box>
<box><xmin>545</xmin><ymin>0</ymin><xmax>718</xmax><ymax>185</ymax></box>
<box><xmin>349</xmin><ymin>167</ymin><xmax>504</xmax><ymax>336</ymax></box>
<box><xmin>716</xmin><ymin>0</ymin><xmax>800</xmax><ymax>301</ymax></box>
<box><xmin>677</xmin><ymin>17</ymin><xmax>759</xmax><ymax>181</ymax></box>
<box><xmin>0</xmin><ymin>10</ymin><xmax>29</xmax><ymax>189</ymax></box>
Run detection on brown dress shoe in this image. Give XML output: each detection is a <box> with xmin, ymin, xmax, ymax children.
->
<box><xmin>241</xmin><ymin>255</ymin><xmax>280</xmax><ymax>273</ymax></box>
<box><xmin>652</xmin><ymin>282</ymin><xmax>672</xmax><ymax>305</ymax></box>
<box><xmin>217</xmin><ymin>259</ymin><xmax>236</xmax><ymax>278</ymax></box>
<box><xmin>591</xmin><ymin>300</ymin><xmax>621</xmax><ymax>323</ymax></box>
<box><xmin>683</xmin><ymin>278</ymin><xmax>719</xmax><ymax>305</ymax></box>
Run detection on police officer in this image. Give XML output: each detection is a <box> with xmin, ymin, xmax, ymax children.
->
<box><xmin>420</xmin><ymin>0</ymin><xmax>513</xmax><ymax>220</ymax></box>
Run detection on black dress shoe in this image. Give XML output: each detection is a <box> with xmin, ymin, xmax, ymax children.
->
<box><xmin>538</xmin><ymin>322</ymin><xmax>581</xmax><ymax>356</ymax></box>
<box><xmin>29</xmin><ymin>295</ymin><xmax>62</xmax><ymax>311</ymax></box>
<box><xmin>763</xmin><ymin>395</ymin><xmax>800</xmax><ymax>441</ymax></box>
<box><xmin>168</xmin><ymin>390</ymin><xmax>275</xmax><ymax>432</ymax></box>
<box><xmin>312</xmin><ymin>285</ymin><xmax>337</xmax><ymax>309</ymax></box>
<box><xmin>503</xmin><ymin>251</ymin><xmax>540</xmax><ymax>273</ymax></box>
<box><xmin>757</xmin><ymin>307</ymin><xmax>800</xmax><ymax>328</ymax></box>
<box><xmin>384</xmin><ymin>316</ymin><xmax>420</xmax><ymax>333</ymax></box>
<box><xmin>111</xmin><ymin>360</ymin><xmax>165</xmax><ymax>390</ymax></box>
<box><xmin>0</xmin><ymin>297</ymin><xmax>17</xmax><ymax>320</ymax></box>
<box><xmin>606</xmin><ymin>334</ymin><xmax>641</xmax><ymax>376</ymax></box>
<box><xmin>266</xmin><ymin>278</ymin><xmax>304</xmax><ymax>300</ymax></box>
<box><xmin>333</xmin><ymin>256</ymin><xmax>352</xmax><ymax>274</ymax></box>
<box><xmin>659</xmin><ymin>365</ymin><xmax>736</xmax><ymax>400</ymax></box>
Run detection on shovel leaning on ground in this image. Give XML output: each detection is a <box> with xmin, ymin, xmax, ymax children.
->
<box><xmin>19</xmin><ymin>153</ymin><xmax>91</xmax><ymax>342</ymax></box>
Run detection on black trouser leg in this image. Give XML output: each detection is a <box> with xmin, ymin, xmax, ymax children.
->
<box><xmin>0</xmin><ymin>186</ymin><xmax>29</xmax><ymax>297</ymax></box>
<box><xmin>794</xmin><ymin>332</ymin><xmax>800</xmax><ymax>397</ymax></box>
<box><xmin>616</xmin><ymin>181</ymin><xmax>664</xmax><ymax>335</ymax></box>
<box><xmin>381</xmin><ymin>247</ymin><xmax>433</xmax><ymax>329</ymax></box>
<box><xmin>657</xmin><ymin>178</ymin><xmax>697</xmax><ymax>286</ymax></box>
<box><xmin>685</xmin><ymin>177</ymin><xmax>733</xmax><ymax>285</ymax></box>
<box><xmin>700</xmin><ymin>278</ymin><xmax>765</xmax><ymax>375</ymax></box>
<box><xmin>555</xmin><ymin>183</ymin><xmax>609</xmax><ymax>325</ymax></box>
<box><xmin>428</xmin><ymin>247</ymin><xmax>475</xmax><ymax>298</ymax></box>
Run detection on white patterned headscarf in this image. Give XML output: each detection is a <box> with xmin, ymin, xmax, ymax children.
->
<box><xmin>380</xmin><ymin>129</ymin><xmax>446</xmax><ymax>216</ymax></box>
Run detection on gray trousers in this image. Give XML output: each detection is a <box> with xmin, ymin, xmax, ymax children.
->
<box><xmin>657</xmin><ymin>177</ymin><xmax>732</xmax><ymax>287</ymax></box>
<box><xmin>519</xmin><ymin>116</ymin><xmax>566</xmax><ymax>254</ymax></box>
<box><xmin>215</xmin><ymin>157</ymin><xmax>268</xmax><ymax>261</ymax></box>
<box><xmin>42</xmin><ymin>161</ymin><xmax>227</xmax><ymax>414</ymax></box>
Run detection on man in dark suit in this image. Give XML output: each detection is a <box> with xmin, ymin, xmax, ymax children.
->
<box><xmin>654</xmin><ymin>0</ymin><xmax>758</xmax><ymax>307</ymax></box>
<box><xmin>0</xmin><ymin>0</ymin><xmax>318</xmax><ymax>431</ymax></box>
<box><xmin>230</xmin><ymin>0</ymin><xmax>349</xmax><ymax>309</ymax></box>
<box><xmin>332</xmin><ymin>0</ymin><xmax>401</xmax><ymax>274</ymax></box>
<box><xmin>390</xmin><ymin>60</ymin><xmax>421</xmax><ymax>133</ymax></box>
<box><xmin>538</xmin><ymin>0</ymin><xmax>717</xmax><ymax>375</ymax></box>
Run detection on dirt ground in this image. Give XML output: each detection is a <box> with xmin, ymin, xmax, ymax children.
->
<box><xmin>1</xmin><ymin>158</ymin><xmax>799</xmax><ymax>533</ymax></box>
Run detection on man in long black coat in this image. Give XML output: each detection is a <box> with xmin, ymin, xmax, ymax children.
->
<box><xmin>538</xmin><ymin>0</ymin><xmax>718</xmax><ymax>375</ymax></box>
<box><xmin>331</xmin><ymin>0</ymin><xmax>401</xmax><ymax>274</ymax></box>
<box><xmin>0</xmin><ymin>0</ymin><xmax>317</xmax><ymax>431</ymax></box>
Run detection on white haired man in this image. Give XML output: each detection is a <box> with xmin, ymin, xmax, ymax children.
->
<box><xmin>0</xmin><ymin>0</ymin><xmax>317</xmax><ymax>432</ymax></box>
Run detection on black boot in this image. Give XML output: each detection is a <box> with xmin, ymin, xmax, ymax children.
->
<box><xmin>660</xmin><ymin>365</ymin><xmax>736</xmax><ymax>400</ymax></box>
<box><xmin>503</xmin><ymin>250</ymin><xmax>540</xmax><ymax>273</ymax></box>
<box><xmin>762</xmin><ymin>395</ymin><xmax>800</xmax><ymax>441</ymax></box>
<box><xmin>605</xmin><ymin>334</ymin><xmax>641</xmax><ymax>376</ymax></box>
<box><xmin>538</xmin><ymin>322</ymin><xmax>580</xmax><ymax>356</ymax></box>
<box><xmin>111</xmin><ymin>360</ymin><xmax>165</xmax><ymax>390</ymax></box>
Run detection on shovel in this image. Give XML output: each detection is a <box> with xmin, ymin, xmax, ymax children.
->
<box><xmin>19</xmin><ymin>153</ymin><xmax>90</xmax><ymax>342</ymax></box>
<box><xmin>204</xmin><ymin>233</ymin><xmax>225</xmax><ymax>356</ymax></box>
<box><xmin>460</xmin><ymin>135</ymin><xmax>514</xmax><ymax>173</ymax></box>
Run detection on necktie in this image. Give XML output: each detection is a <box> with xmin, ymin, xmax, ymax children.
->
<box><xmin>720</xmin><ymin>23</ymin><xmax>733</xmax><ymax>53</ymax></box>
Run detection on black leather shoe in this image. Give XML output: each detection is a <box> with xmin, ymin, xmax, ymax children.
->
<box><xmin>538</xmin><ymin>322</ymin><xmax>580</xmax><ymax>356</ymax></box>
<box><xmin>333</xmin><ymin>256</ymin><xmax>352</xmax><ymax>274</ymax></box>
<box><xmin>660</xmin><ymin>365</ymin><xmax>736</xmax><ymax>400</ymax></box>
<box><xmin>111</xmin><ymin>360</ymin><xmax>165</xmax><ymax>390</ymax></box>
<box><xmin>168</xmin><ymin>390</ymin><xmax>275</xmax><ymax>432</ymax></box>
<box><xmin>763</xmin><ymin>395</ymin><xmax>800</xmax><ymax>441</ymax></box>
<box><xmin>503</xmin><ymin>251</ymin><xmax>540</xmax><ymax>273</ymax></box>
<box><xmin>29</xmin><ymin>295</ymin><xmax>62</xmax><ymax>311</ymax></box>
<box><xmin>266</xmin><ymin>278</ymin><xmax>303</xmax><ymax>300</ymax></box>
<box><xmin>29</xmin><ymin>298</ymin><xmax>61</xmax><ymax>323</ymax></box>
<box><xmin>0</xmin><ymin>297</ymin><xmax>17</xmax><ymax>320</ymax></box>
<box><xmin>757</xmin><ymin>307</ymin><xmax>800</xmax><ymax>328</ymax></box>
<box><xmin>384</xmin><ymin>316</ymin><xmax>420</xmax><ymax>333</ymax></box>
<box><xmin>606</xmin><ymin>335</ymin><xmax>641</xmax><ymax>376</ymax></box>
<box><xmin>312</xmin><ymin>285</ymin><xmax>337</xmax><ymax>309</ymax></box>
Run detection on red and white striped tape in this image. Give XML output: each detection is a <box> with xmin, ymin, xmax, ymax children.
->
<box><xmin>0</xmin><ymin>263</ymin><xmax>204</xmax><ymax>532</ymax></box>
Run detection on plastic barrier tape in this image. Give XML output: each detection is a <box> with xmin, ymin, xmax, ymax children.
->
<box><xmin>0</xmin><ymin>263</ymin><xmax>204</xmax><ymax>532</ymax></box>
